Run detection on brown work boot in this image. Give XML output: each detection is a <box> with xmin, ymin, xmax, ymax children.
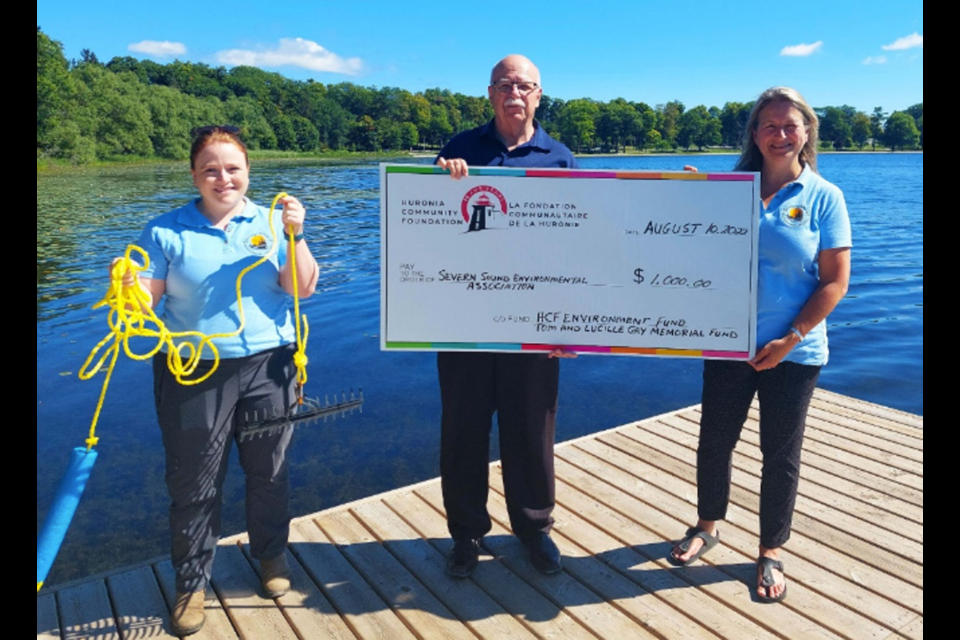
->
<box><xmin>260</xmin><ymin>554</ymin><xmax>291</xmax><ymax>598</ymax></box>
<box><xmin>170</xmin><ymin>590</ymin><xmax>205</xmax><ymax>636</ymax></box>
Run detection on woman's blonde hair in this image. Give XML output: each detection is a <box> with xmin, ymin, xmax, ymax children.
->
<box><xmin>735</xmin><ymin>87</ymin><xmax>819</xmax><ymax>173</ymax></box>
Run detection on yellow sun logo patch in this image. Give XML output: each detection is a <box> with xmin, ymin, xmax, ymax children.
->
<box><xmin>245</xmin><ymin>233</ymin><xmax>272</xmax><ymax>254</ymax></box>
<box><xmin>781</xmin><ymin>205</ymin><xmax>808</xmax><ymax>227</ymax></box>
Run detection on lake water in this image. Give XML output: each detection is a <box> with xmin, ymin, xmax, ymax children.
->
<box><xmin>36</xmin><ymin>153</ymin><xmax>923</xmax><ymax>586</ymax></box>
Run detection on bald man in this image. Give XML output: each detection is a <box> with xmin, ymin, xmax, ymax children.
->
<box><xmin>435</xmin><ymin>54</ymin><xmax>577</xmax><ymax>578</ymax></box>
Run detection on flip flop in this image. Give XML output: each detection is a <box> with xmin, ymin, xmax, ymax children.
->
<box><xmin>757</xmin><ymin>557</ymin><xmax>788</xmax><ymax>603</ymax></box>
<box><xmin>668</xmin><ymin>526</ymin><xmax>719</xmax><ymax>566</ymax></box>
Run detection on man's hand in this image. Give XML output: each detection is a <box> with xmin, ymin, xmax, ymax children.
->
<box><xmin>438</xmin><ymin>157</ymin><xmax>469</xmax><ymax>180</ymax></box>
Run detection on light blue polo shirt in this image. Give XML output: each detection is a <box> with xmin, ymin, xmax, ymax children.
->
<box><xmin>138</xmin><ymin>199</ymin><xmax>295</xmax><ymax>359</ymax></box>
<box><xmin>757</xmin><ymin>165</ymin><xmax>852</xmax><ymax>366</ymax></box>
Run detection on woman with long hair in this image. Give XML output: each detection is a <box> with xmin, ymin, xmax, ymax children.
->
<box><xmin>669</xmin><ymin>88</ymin><xmax>852</xmax><ymax>604</ymax></box>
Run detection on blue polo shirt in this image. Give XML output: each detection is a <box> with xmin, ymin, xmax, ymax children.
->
<box><xmin>138</xmin><ymin>199</ymin><xmax>295</xmax><ymax>359</ymax></box>
<box><xmin>437</xmin><ymin>119</ymin><xmax>577</xmax><ymax>168</ymax></box>
<box><xmin>757</xmin><ymin>165</ymin><xmax>852</xmax><ymax>366</ymax></box>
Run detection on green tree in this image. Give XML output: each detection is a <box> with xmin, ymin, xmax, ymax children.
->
<box><xmin>851</xmin><ymin>112</ymin><xmax>872</xmax><ymax>150</ymax></box>
<box><xmin>677</xmin><ymin>105</ymin><xmax>721</xmax><ymax>151</ymax></box>
<box><xmin>146</xmin><ymin>86</ymin><xmax>224</xmax><ymax>159</ymax></box>
<box><xmin>905</xmin><ymin>103</ymin><xmax>923</xmax><ymax>148</ymax></box>
<box><xmin>818</xmin><ymin>107</ymin><xmax>853</xmax><ymax>150</ymax></box>
<box><xmin>656</xmin><ymin>101</ymin><xmax>684</xmax><ymax>148</ymax></box>
<box><xmin>399</xmin><ymin>122</ymin><xmax>419</xmax><ymax>150</ymax></box>
<box><xmin>37</xmin><ymin>28</ymin><xmax>75</xmax><ymax>154</ymax></box>
<box><xmin>719</xmin><ymin>101</ymin><xmax>752</xmax><ymax>148</ymax></box>
<box><xmin>884</xmin><ymin>111</ymin><xmax>920</xmax><ymax>151</ymax></box>
<box><xmin>558</xmin><ymin>99</ymin><xmax>599</xmax><ymax>152</ymax></box>
<box><xmin>350</xmin><ymin>114</ymin><xmax>379</xmax><ymax>151</ymax></box>
<box><xmin>290</xmin><ymin>115</ymin><xmax>319</xmax><ymax>152</ymax></box>
<box><xmin>426</xmin><ymin>104</ymin><xmax>453</xmax><ymax>147</ymax></box>
<box><xmin>223</xmin><ymin>95</ymin><xmax>276</xmax><ymax>149</ymax></box>
<box><xmin>869</xmin><ymin>107</ymin><xmax>887</xmax><ymax>150</ymax></box>
<box><xmin>72</xmin><ymin>65</ymin><xmax>154</xmax><ymax>158</ymax></box>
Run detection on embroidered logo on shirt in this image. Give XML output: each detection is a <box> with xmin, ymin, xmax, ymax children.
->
<box><xmin>780</xmin><ymin>206</ymin><xmax>808</xmax><ymax>227</ymax></box>
<box><xmin>244</xmin><ymin>233</ymin><xmax>273</xmax><ymax>255</ymax></box>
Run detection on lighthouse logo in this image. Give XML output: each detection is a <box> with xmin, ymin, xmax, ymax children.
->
<box><xmin>460</xmin><ymin>185</ymin><xmax>508</xmax><ymax>231</ymax></box>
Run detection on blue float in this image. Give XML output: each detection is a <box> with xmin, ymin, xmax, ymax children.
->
<box><xmin>37</xmin><ymin>447</ymin><xmax>98</xmax><ymax>591</ymax></box>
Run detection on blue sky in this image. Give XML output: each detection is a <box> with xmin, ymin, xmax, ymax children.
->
<box><xmin>38</xmin><ymin>1</ymin><xmax>923</xmax><ymax>113</ymax></box>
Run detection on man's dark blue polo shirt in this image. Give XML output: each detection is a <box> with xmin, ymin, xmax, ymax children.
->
<box><xmin>436</xmin><ymin>119</ymin><xmax>577</xmax><ymax>168</ymax></box>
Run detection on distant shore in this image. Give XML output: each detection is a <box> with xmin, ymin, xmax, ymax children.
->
<box><xmin>38</xmin><ymin>147</ymin><xmax>921</xmax><ymax>174</ymax></box>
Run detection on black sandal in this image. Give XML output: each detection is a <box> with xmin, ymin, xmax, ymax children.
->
<box><xmin>757</xmin><ymin>557</ymin><xmax>788</xmax><ymax>603</ymax></box>
<box><xmin>668</xmin><ymin>526</ymin><xmax>719</xmax><ymax>566</ymax></box>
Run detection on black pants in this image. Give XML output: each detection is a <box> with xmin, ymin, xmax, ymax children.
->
<box><xmin>153</xmin><ymin>345</ymin><xmax>296</xmax><ymax>593</ymax></box>
<box><xmin>697</xmin><ymin>359</ymin><xmax>820</xmax><ymax>550</ymax></box>
<box><xmin>438</xmin><ymin>352</ymin><xmax>559</xmax><ymax>541</ymax></box>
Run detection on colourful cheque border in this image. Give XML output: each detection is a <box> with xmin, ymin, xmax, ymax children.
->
<box><xmin>382</xmin><ymin>163</ymin><xmax>758</xmax><ymax>360</ymax></box>
<box><xmin>384</xmin><ymin>165</ymin><xmax>755</xmax><ymax>182</ymax></box>
<box><xmin>385</xmin><ymin>341</ymin><xmax>750</xmax><ymax>359</ymax></box>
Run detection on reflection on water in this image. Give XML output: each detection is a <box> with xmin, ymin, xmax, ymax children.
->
<box><xmin>36</xmin><ymin>153</ymin><xmax>922</xmax><ymax>585</ymax></box>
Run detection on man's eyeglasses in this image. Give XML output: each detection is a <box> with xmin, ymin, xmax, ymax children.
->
<box><xmin>489</xmin><ymin>81</ymin><xmax>540</xmax><ymax>96</ymax></box>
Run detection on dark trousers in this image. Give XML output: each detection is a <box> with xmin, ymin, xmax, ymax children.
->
<box><xmin>697</xmin><ymin>359</ymin><xmax>820</xmax><ymax>550</ymax></box>
<box><xmin>153</xmin><ymin>345</ymin><xmax>295</xmax><ymax>593</ymax></box>
<box><xmin>438</xmin><ymin>352</ymin><xmax>559</xmax><ymax>541</ymax></box>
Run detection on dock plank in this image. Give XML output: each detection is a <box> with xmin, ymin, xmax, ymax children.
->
<box><xmin>317</xmin><ymin>508</ymin><xmax>470</xmax><ymax>640</ymax></box>
<box><xmin>483</xmin><ymin>488</ymin><xmax>659</xmax><ymax>640</ymax></box>
<box><xmin>551</xmin><ymin>452</ymin><xmax>844</xmax><ymax>640</ymax></box>
<box><xmin>36</xmin><ymin>594</ymin><xmax>60</xmax><ymax>640</ymax></box>
<box><xmin>210</xmin><ymin>544</ymin><xmax>298</xmax><ymax>640</ymax></box>
<box><xmin>106</xmin><ymin>566</ymin><xmax>177</xmax><ymax>639</ymax></box>
<box><xmin>411</xmin><ymin>483</ymin><xmax>601</xmax><ymax>640</ymax></box>
<box><xmin>269</xmin><ymin>548</ymin><xmax>358</xmax><ymax>640</ymax></box>
<box><xmin>487</xmin><ymin>473</ymin><xmax>725</xmax><ymax>640</ymax></box>
<box><xmin>665</xmin><ymin>411</ymin><xmax>925</xmax><ymax>503</ymax></box>
<box><xmin>564</xmin><ymin>442</ymin><xmax>916</xmax><ymax>637</ymax></box>
<box><xmin>37</xmin><ymin>390</ymin><xmax>923</xmax><ymax>640</ymax></box>
<box><xmin>812</xmin><ymin>390</ymin><xmax>923</xmax><ymax>431</ymax></box>
<box><xmin>604</xmin><ymin>428</ymin><xmax>924</xmax><ymax>613</ymax></box>
<box><xmin>805</xmin><ymin>403</ymin><xmax>923</xmax><ymax>455</ymax></box>
<box><xmin>620</xmin><ymin>418</ymin><xmax>925</xmax><ymax>548</ymax></box>
<box><xmin>155</xmin><ymin>561</ymin><xmax>239</xmax><ymax>640</ymax></box>
<box><xmin>354</xmin><ymin>497</ymin><xmax>537</xmax><ymax>640</ymax></box>
<box><xmin>290</xmin><ymin>518</ymin><xmax>417</xmax><ymax>640</ymax></box>
<box><xmin>56</xmin><ymin>581</ymin><xmax>119</xmax><ymax>640</ymax></box>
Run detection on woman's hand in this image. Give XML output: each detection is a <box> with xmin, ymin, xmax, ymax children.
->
<box><xmin>749</xmin><ymin>334</ymin><xmax>800</xmax><ymax>371</ymax></box>
<box><xmin>751</xmin><ymin>247</ymin><xmax>851</xmax><ymax>372</ymax></box>
<box><xmin>110</xmin><ymin>257</ymin><xmax>138</xmax><ymax>289</ymax></box>
<box><xmin>437</xmin><ymin>157</ymin><xmax>469</xmax><ymax>180</ymax></box>
<box><xmin>548</xmin><ymin>349</ymin><xmax>578</xmax><ymax>359</ymax></box>
<box><xmin>280</xmin><ymin>195</ymin><xmax>306</xmax><ymax>236</ymax></box>
<box><xmin>277</xmin><ymin>194</ymin><xmax>320</xmax><ymax>298</ymax></box>
<box><xmin>109</xmin><ymin>257</ymin><xmax>164</xmax><ymax>308</ymax></box>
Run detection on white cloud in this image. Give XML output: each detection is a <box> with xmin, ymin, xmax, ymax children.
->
<box><xmin>780</xmin><ymin>41</ymin><xmax>823</xmax><ymax>57</ymax></box>
<box><xmin>882</xmin><ymin>33</ymin><xmax>923</xmax><ymax>51</ymax></box>
<box><xmin>863</xmin><ymin>55</ymin><xmax>888</xmax><ymax>65</ymax></box>
<box><xmin>215</xmin><ymin>38</ymin><xmax>363</xmax><ymax>75</ymax></box>
<box><xmin>128</xmin><ymin>40</ymin><xmax>187</xmax><ymax>57</ymax></box>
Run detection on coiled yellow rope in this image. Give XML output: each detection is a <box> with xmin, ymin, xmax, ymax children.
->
<box><xmin>78</xmin><ymin>192</ymin><xmax>310</xmax><ymax>447</ymax></box>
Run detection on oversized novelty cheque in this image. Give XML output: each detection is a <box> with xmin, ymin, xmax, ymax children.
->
<box><xmin>380</xmin><ymin>164</ymin><xmax>760</xmax><ymax>359</ymax></box>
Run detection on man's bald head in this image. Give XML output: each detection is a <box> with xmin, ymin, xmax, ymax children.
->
<box><xmin>490</xmin><ymin>54</ymin><xmax>541</xmax><ymax>85</ymax></box>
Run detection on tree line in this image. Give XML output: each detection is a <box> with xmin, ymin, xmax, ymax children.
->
<box><xmin>38</xmin><ymin>27</ymin><xmax>923</xmax><ymax>164</ymax></box>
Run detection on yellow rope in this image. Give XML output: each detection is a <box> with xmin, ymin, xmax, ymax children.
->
<box><xmin>79</xmin><ymin>192</ymin><xmax>309</xmax><ymax>446</ymax></box>
<box><xmin>288</xmin><ymin>223</ymin><xmax>310</xmax><ymax>402</ymax></box>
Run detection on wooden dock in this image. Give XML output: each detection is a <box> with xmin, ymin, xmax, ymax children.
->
<box><xmin>38</xmin><ymin>389</ymin><xmax>922</xmax><ymax>640</ymax></box>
